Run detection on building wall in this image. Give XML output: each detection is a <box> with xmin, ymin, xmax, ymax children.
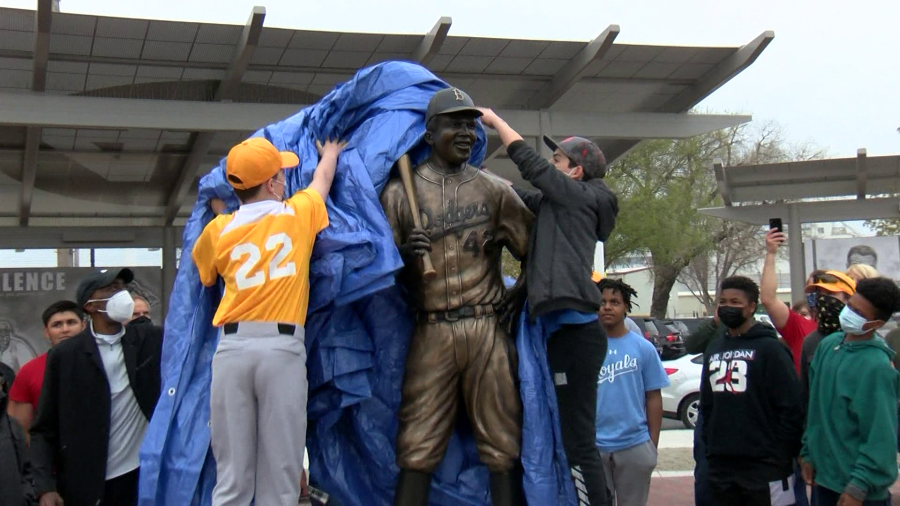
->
<box><xmin>609</xmin><ymin>255</ymin><xmax>797</xmax><ymax>319</ymax></box>
<box><xmin>607</xmin><ymin>269</ymin><xmax>656</xmax><ymax>318</ymax></box>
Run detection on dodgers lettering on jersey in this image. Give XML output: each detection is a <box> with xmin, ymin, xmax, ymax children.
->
<box><xmin>192</xmin><ymin>189</ymin><xmax>328</xmax><ymax>327</ymax></box>
<box><xmin>707</xmin><ymin>349</ymin><xmax>757</xmax><ymax>394</ymax></box>
<box><xmin>379</xmin><ymin>164</ymin><xmax>532</xmax><ymax>312</ymax></box>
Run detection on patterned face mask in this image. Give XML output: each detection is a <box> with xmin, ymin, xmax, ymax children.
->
<box><xmin>816</xmin><ymin>294</ymin><xmax>845</xmax><ymax>335</ymax></box>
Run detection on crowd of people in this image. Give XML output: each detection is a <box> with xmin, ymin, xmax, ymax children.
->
<box><xmin>0</xmin><ymin>271</ymin><xmax>162</xmax><ymax>506</ymax></box>
<box><xmin>678</xmin><ymin>229</ymin><xmax>900</xmax><ymax>506</ymax></box>
<box><xmin>1</xmin><ymin>83</ymin><xmax>900</xmax><ymax>506</ymax></box>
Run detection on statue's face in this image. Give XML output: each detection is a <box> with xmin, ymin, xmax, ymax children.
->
<box><xmin>425</xmin><ymin>112</ymin><xmax>478</xmax><ymax>166</ymax></box>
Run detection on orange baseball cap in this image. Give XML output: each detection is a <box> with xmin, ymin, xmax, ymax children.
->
<box><xmin>591</xmin><ymin>271</ymin><xmax>604</xmax><ymax>282</ymax></box>
<box><xmin>225</xmin><ymin>138</ymin><xmax>300</xmax><ymax>190</ymax></box>
<box><xmin>805</xmin><ymin>270</ymin><xmax>856</xmax><ymax>296</ymax></box>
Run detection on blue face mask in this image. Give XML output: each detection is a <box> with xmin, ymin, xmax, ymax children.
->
<box><xmin>806</xmin><ymin>293</ymin><xmax>817</xmax><ymax>311</ymax></box>
<box><xmin>838</xmin><ymin>306</ymin><xmax>877</xmax><ymax>336</ymax></box>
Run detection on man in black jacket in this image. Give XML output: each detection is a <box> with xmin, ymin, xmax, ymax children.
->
<box><xmin>30</xmin><ymin>268</ymin><xmax>163</xmax><ymax>506</ymax></box>
<box><xmin>700</xmin><ymin>276</ymin><xmax>804</xmax><ymax>506</ymax></box>
<box><xmin>479</xmin><ymin>108</ymin><xmax>618</xmax><ymax>505</ymax></box>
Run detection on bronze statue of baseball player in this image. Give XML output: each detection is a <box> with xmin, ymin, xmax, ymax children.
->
<box><xmin>381</xmin><ymin>87</ymin><xmax>533</xmax><ymax>506</ymax></box>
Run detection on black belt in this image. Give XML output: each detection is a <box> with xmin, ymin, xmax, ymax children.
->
<box><xmin>223</xmin><ymin>322</ymin><xmax>296</xmax><ymax>335</ymax></box>
<box><xmin>419</xmin><ymin>304</ymin><xmax>494</xmax><ymax>323</ymax></box>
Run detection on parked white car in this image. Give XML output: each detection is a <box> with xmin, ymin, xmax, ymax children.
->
<box><xmin>661</xmin><ymin>353</ymin><xmax>704</xmax><ymax>429</ymax></box>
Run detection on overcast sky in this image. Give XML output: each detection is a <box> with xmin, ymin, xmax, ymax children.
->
<box><xmin>2</xmin><ymin>0</ymin><xmax>898</xmax><ymax>157</ymax></box>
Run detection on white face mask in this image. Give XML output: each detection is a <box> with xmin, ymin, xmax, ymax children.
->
<box><xmin>271</xmin><ymin>178</ymin><xmax>286</xmax><ymax>202</ymax></box>
<box><xmin>88</xmin><ymin>290</ymin><xmax>135</xmax><ymax>324</ymax></box>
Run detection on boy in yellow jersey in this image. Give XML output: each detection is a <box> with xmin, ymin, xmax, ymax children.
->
<box><xmin>192</xmin><ymin>136</ymin><xmax>344</xmax><ymax>506</ymax></box>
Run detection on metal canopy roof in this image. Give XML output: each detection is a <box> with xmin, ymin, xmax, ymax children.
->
<box><xmin>700</xmin><ymin>150</ymin><xmax>900</xmax><ymax>302</ymax></box>
<box><xmin>0</xmin><ymin>2</ymin><xmax>771</xmax><ymax>234</ymax></box>
<box><xmin>1</xmin><ymin>8</ymin><xmax>753</xmax><ymax>111</ymax></box>
<box><xmin>700</xmin><ymin>149</ymin><xmax>900</xmax><ymax>225</ymax></box>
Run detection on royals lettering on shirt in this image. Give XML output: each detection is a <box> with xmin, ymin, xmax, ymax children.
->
<box><xmin>598</xmin><ymin>350</ymin><xmax>639</xmax><ymax>384</ymax></box>
<box><xmin>595</xmin><ymin>331</ymin><xmax>670</xmax><ymax>453</ymax></box>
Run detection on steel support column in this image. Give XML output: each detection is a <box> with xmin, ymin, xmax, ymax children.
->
<box><xmin>788</xmin><ymin>204</ymin><xmax>806</xmax><ymax>303</ymax></box>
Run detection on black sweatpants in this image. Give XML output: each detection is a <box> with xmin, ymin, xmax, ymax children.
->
<box><xmin>814</xmin><ymin>486</ymin><xmax>890</xmax><ymax>506</ymax></box>
<box><xmin>710</xmin><ymin>480</ymin><xmax>774</xmax><ymax>506</ymax></box>
<box><xmin>103</xmin><ymin>467</ymin><xmax>139</xmax><ymax>505</ymax></box>
<box><xmin>547</xmin><ymin>321</ymin><xmax>610</xmax><ymax>506</ymax></box>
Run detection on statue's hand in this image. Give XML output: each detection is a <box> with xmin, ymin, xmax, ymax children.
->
<box><xmin>399</xmin><ymin>228</ymin><xmax>432</xmax><ymax>260</ymax></box>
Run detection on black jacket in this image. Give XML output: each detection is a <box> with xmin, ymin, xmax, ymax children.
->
<box><xmin>699</xmin><ymin>323</ymin><xmax>804</xmax><ymax>487</ymax></box>
<box><xmin>1</xmin><ymin>364</ymin><xmax>35</xmax><ymax>506</ymax></box>
<box><xmin>799</xmin><ymin>329</ymin><xmax>828</xmax><ymax>410</ymax></box>
<box><xmin>29</xmin><ymin>321</ymin><xmax>163</xmax><ymax>506</ymax></box>
<box><xmin>685</xmin><ymin>319</ymin><xmax>721</xmax><ymax>355</ymax></box>
<box><xmin>507</xmin><ymin>141</ymin><xmax>618</xmax><ymax>317</ymax></box>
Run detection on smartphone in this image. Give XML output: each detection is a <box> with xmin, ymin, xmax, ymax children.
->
<box><xmin>769</xmin><ymin>218</ymin><xmax>783</xmax><ymax>232</ymax></box>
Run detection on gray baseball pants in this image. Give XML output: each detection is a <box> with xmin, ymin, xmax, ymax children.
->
<box><xmin>210</xmin><ymin>322</ymin><xmax>307</xmax><ymax>506</ymax></box>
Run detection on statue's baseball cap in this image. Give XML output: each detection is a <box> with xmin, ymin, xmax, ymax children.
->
<box><xmin>76</xmin><ymin>268</ymin><xmax>134</xmax><ymax>308</ymax></box>
<box><xmin>426</xmin><ymin>87</ymin><xmax>483</xmax><ymax>124</ymax></box>
<box><xmin>544</xmin><ymin>136</ymin><xmax>608</xmax><ymax>178</ymax></box>
<box><xmin>225</xmin><ymin>138</ymin><xmax>300</xmax><ymax>190</ymax></box>
<box><xmin>804</xmin><ymin>270</ymin><xmax>856</xmax><ymax>296</ymax></box>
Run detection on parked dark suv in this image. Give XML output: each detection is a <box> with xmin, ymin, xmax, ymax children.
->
<box><xmin>659</xmin><ymin>320</ymin><xmax>689</xmax><ymax>359</ymax></box>
<box><xmin>671</xmin><ymin>317</ymin><xmax>711</xmax><ymax>336</ymax></box>
<box><xmin>632</xmin><ymin>316</ymin><xmax>687</xmax><ymax>360</ymax></box>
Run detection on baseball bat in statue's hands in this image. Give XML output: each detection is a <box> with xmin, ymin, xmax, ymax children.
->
<box><xmin>397</xmin><ymin>155</ymin><xmax>437</xmax><ymax>282</ymax></box>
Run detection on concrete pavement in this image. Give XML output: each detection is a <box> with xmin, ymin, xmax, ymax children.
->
<box><xmin>651</xmin><ymin>429</ymin><xmax>900</xmax><ymax>505</ymax></box>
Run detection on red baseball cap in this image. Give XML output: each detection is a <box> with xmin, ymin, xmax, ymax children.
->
<box><xmin>225</xmin><ymin>138</ymin><xmax>300</xmax><ymax>190</ymax></box>
<box><xmin>544</xmin><ymin>136</ymin><xmax>607</xmax><ymax>178</ymax></box>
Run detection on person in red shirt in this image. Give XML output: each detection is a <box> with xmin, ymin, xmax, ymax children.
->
<box><xmin>761</xmin><ymin>229</ymin><xmax>836</xmax><ymax>375</ymax></box>
<box><xmin>792</xmin><ymin>300</ymin><xmax>812</xmax><ymax>319</ymax></box>
<box><xmin>6</xmin><ymin>300</ymin><xmax>85</xmax><ymax>438</ymax></box>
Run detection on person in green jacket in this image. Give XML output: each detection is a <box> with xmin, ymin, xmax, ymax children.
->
<box><xmin>685</xmin><ymin>316</ymin><xmax>721</xmax><ymax>355</ymax></box>
<box><xmin>801</xmin><ymin>277</ymin><xmax>900</xmax><ymax>506</ymax></box>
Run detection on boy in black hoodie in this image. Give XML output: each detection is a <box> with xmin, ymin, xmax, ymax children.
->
<box><xmin>700</xmin><ymin>276</ymin><xmax>805</xmax><ymax>506</ymax></box>
<box><xmin>478</xmin><ymin>108</ymin><xmax>618</xmax><ymax>506</ymax></box>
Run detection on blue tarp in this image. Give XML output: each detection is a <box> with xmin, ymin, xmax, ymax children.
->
<box><xmin>139</xmin><ymin>61</ymin><xmax>576</xmax><ymax>506</ymax></box>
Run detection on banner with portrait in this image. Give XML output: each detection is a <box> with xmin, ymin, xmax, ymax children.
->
<box><xmin>803</xmin><ymin>236</ymin><xmax>900</xmax><ymax>281</ymax></box>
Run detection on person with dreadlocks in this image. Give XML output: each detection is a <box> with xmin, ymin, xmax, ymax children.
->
<box><xmin>595</xmin><ymin>278</ymin><xmax>668</xmax><ymax>506</ymax></box>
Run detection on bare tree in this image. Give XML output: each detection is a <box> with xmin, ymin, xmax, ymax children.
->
<box><xmin>678</xmin><ymin>221</ymin><xmax>765</xmax><ymax>314</ymax></box>
<box><xmin>606</xmin><ymin>119</ymin><xmax>822</xmax><ymax>319</ymax></box>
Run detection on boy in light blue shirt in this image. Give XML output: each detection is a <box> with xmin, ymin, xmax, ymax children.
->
<box><xmin>595</xmin><ymin>278</ymin><xmax>669</xmax><ymax>506</ymax></box>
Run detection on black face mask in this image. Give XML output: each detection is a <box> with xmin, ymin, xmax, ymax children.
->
<box><xmin>816</xmin><ymin>294</ymin><xmax>845</xmax><ymax>335</ymax></box>
<box><xmin>717</xmin><ymin>305</ymin><xmax>748</xmax><ymax>329</ymax></box>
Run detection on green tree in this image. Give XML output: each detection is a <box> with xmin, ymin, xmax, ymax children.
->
<box><xmin>677</xmin><ymin>221</ymin><xmax>765</xmax><ymax>315</ymax></box>
<box><xmin>501</xmin><ymin>249</ymin><xmax>521</xmax><ymax>278</ymax></box>
<box><xmin>605</xmin><ymin>135</ymin><xmax>726</xmax><ymax>317</ymax></box>
<box><xmin>605</xmin><ymin>121</ymin><xmax>821</xmax><ymax>318</ymax></box>
<box><xmin>865</xmin><ymin>219</ymin><xmax>900</xmax><ymax>236</ymax></box>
